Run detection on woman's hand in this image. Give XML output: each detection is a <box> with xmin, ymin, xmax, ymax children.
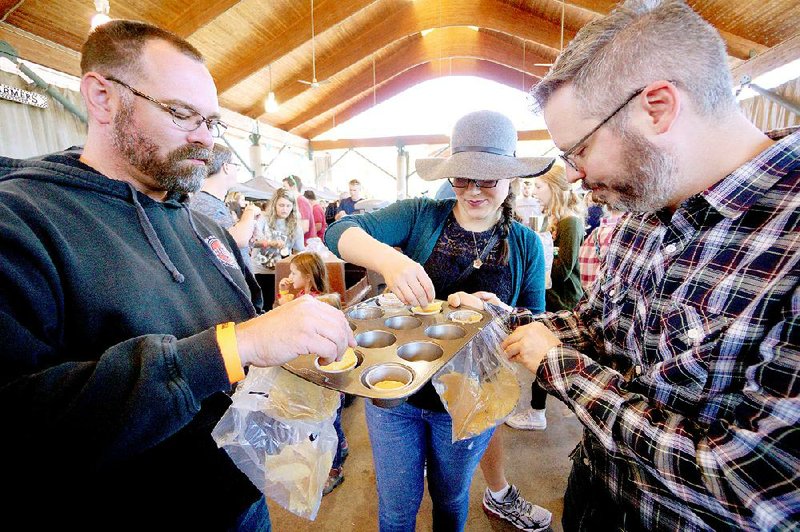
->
<box><xmin>447</xmin><ymin>291</ymin><xmax>511</xmax><ymax>311</ymax></box>
<box><xmin>501</xmin><ymin>322</ymin><xmax>561</xmax><ymax>374</ymax></box>
<box><xmin>278</xmin><ymin>277</ymin><xmax>292</xmax><ymax>291</ymax></box>
<box><xmin>381</xmin><ymin>253</ymin><xmax>435</xmax><ymax>308</ymax></box>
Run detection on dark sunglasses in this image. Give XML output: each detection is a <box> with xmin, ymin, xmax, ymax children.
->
<box><xmin>447</xmin><ymin>177</ymin><xmax>499</xmax><ymax>189</ymax></box>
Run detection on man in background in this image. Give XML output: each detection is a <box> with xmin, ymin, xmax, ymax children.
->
<box><xmin>191</xmin><ymin>143</ymin><xmax>260</xmax><ymax>251</ymax></box>
<box><xmin>304</xmin><ymin>189</ymin><xmax>328</xmax><ymax>238</ymax></box>
<box><xmin>335</xmin><ymin>178</ymin><xmax>363</xmax><ymax>220</ymax></box>
<box><xmin>515</xmin><ymin>178</ymin><xmax>543</xmax><ymax>229</ymax></box>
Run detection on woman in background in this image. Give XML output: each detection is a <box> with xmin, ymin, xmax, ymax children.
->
<box><xmin>251</xmin><ymin>188</ymin><xmax>305</xmax><ymax>307</ymax></box>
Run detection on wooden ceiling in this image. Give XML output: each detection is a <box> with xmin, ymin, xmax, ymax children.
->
<box><xmin>1</xmin><ymin>0</ymin><xmax>798</xmax><ymax>140</ymax></box>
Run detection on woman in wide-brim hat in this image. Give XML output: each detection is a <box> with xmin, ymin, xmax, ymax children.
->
<box><xmin>325</xmin><ymin>110</ymin><xmax>555</xmax><ymax>532</ymax></box>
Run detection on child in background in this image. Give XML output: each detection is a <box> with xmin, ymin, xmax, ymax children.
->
<box><xmin>277</xmin><ymin>251</ymin><xmax>349</xmax><ymax>494</ymax></box>
<box><xmin>277</xmin><ymin>251</ymin><xmax>330</xmax><ymax>304</ymax></box>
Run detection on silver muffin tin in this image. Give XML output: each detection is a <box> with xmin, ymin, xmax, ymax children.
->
<box><xmin>282</xmin><ymin>296</ymin><xmax>490</xmax><ymax>407</ymax></box>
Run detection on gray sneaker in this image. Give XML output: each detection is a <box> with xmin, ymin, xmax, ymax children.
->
<box><xmin>482</xmin><ymin>485</ymin><xmax>552</xmax><ymax>531</ymax></box>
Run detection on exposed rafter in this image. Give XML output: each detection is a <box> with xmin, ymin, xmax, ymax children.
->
<box><xmin>253</xmin><ymin>27</ymin><xmax>552</xmax><ymax>128</ymax></box>
<box><xmin>220</xmin><ymin>0</ymin><xmax>574</xmax><ymax>111</ymax></box>
<box><xmin>210</xmin><ymin>0</ymin><xmax>376</xmax><ymax>94</ymax></box>
<box><xmin>1</xmin><ymin>0</ymin><xmax>795</xmax><ymax>142</ymax></box>
<box><xmin>299</xmin><ymin>59</ymin><xmax>544</xmax><ymax>139</ymax></box>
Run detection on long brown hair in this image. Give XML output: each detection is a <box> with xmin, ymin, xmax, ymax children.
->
<box><xmin>266</xmin><ymin>188</ymin><xmax>299</xmax><ymax>237</ymax></box>
<box><xmin>291</xmin><ymin>252</ymin><xmax>330</xmax><ymax>294</ymax></box>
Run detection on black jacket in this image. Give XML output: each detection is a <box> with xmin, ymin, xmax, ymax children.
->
<box><xmin>0</xmin><ymin>149</ymin><xmax>263</xmax><ymax>529</ymax></box>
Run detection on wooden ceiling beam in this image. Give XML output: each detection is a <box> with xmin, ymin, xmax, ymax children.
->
<box><xmin>298</xmin><ymin>59</ymin><xmax>543</xmax><ymax>139</ymax></box>
<box><xmin>311</xmin><ymin>128</ymin><xmax>550</xmax><ymax>150</ymax></box>
<box><xmin>247</xmin><ymin>27</ymin><xmax>550</xmax><ymax>120</ymax></box>
<box><xmin>565</xmin><ymin>0</ymin><xmax>766</xmax><ymax>60</ymax></box>
<box><xmin>212</xmin><ymin>0</ymin><xmax>375</xmax><ymax>94</ymax></box>
<box><xmin>0</xmin><ymin>22</ymin><xmax>81</xmax><ymax>77</ymax></box>
<box><xmin>167</xmin><ymin>0</ymin><xmax>241</xmax><ymax>38</ymax></box>
<box><xmin>278</xmin><ymin>28</ymin><xmax>550</xmax><ymax>132</ymax></box>
<box><xmin>731</xmin><ymin>34</ymin><xmax>800</xmax><ymax>85</ymax></box>
<box><xmin>220</xmin><ymin>0</ymin><xmax>572</xmax><ymax>101</ymax></box>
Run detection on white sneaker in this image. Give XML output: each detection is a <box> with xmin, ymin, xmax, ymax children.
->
<box><xmin>483</xmin><ymin>485</ymin><xmax>552</xmax><ymax>531</ymax></box>
<box><xmin>506</xmin><ymin>409</ymin><xmax>547</xmax><ymax>430</ymax></box>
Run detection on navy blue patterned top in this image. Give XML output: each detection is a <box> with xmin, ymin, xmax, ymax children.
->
<box><xmin>425</xmin><ymin>212</ymin><xmax>512</xmax><ymax>303</ymax></box>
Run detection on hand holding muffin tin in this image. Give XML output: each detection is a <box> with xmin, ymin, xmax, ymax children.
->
<box><xmin>282</xmin><ymin>296</ymin><xmax>489</xmax><ymax>407</ymax></box>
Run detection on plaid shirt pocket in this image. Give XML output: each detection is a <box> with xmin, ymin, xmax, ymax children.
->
<box><xmin>645</xmin><ymin>305</ymin><xmax>732</xmax><ymax>413</ymax></box>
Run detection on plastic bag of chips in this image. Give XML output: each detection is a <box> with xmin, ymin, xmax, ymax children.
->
<box><xmin>212</xmin><ymin>366</ymin><xmax>339</xmax><ymax>520</ymax></box>
<box><xmin>432</xmin><ymin>312</ymin><xmax>521</xmax><ymax>441</ymax></box>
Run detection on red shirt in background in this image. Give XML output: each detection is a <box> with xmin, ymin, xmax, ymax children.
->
<box><xmin>311</xmin><ymin>202</ymin><xmax>327</xmax><ymax>239</ymax></box>
<box><xmin>295</xmin><ymin>194</ymin><xmax>317</xmax><ymax>244</ymax></box>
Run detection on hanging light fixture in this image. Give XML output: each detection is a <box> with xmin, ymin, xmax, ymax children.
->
<box><xmin>265</xmin><ymin>63</ymin><xmax>279</xmax><ymax>113</ymax></box>
<box><xmin>91</xmin><ymin>0</ymin><xmax>111</xmax><ymax>30</ymax></box>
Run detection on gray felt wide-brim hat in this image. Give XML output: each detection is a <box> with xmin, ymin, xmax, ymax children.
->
<box><xmin>415</xmin><ymin>110</ymin><xmax>555</xmax><ymax>181</ymax></box>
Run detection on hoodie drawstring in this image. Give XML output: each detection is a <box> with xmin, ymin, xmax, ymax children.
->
<box><xmin>128</xmin><ymin>184</ymin><xmax>185</xmax><ymax>283</ymax></box>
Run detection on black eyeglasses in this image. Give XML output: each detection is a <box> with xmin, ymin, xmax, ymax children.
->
<box><xmin>106</xmin><ymin>76</ymin><xmax>228</xmax><ymax>138</ymax></box>
<box><xmin>559</xmin><ymin>87</ymin><xmax>645</xmax><ymax>171</ymax></box>
<box><xmin>448</xmin><ymin>177</ymin><xmax>499</xmax><ymax>189</ymax></box>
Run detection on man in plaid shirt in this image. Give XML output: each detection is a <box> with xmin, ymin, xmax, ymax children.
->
<box><xmin>501</xmin><ymin>0</ymin><xmax>799</xmax><ymax>530</ymax></box>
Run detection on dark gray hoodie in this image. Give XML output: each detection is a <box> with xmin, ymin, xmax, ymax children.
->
<box><xmin>0</xmin><ymin>148</ymin><xmax>264</xmax><ymax>529</ymax></box>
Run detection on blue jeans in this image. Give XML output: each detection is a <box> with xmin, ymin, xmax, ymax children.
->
<box><xmin>332</xmin><ymin>393</ymin><xmax>346</xmax><ymax>469</ymax></box>
<box><xmin>365</xmin><ymin>400</ymin><xmax>494</xmax><ymax>532</ymax></box>
<box><xmin>232</xmin><ymin>496</ymin><xmax>271</xmax><ymax>532</ymax></box>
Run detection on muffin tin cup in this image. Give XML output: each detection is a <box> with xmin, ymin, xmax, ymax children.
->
<box><xmin>282</xmin><ymin>296</ymin><xmax>490</xmax><ymax>400</ymax></box>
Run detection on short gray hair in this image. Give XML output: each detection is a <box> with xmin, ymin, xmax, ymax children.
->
<box><xmin>208</xmin><ymin>143</ymin><xmax>232</xmax><ymax>176</ymax></box>
<box><xmin>531</xmin><ymin>0</ymin><xmax>736</xmax><ymax>121</ymax></box>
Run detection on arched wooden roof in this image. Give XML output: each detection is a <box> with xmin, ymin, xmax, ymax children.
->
<box><xmin>1</xmin><ymin>0</ymin><xmax>798</xmax><ymax>139</ymax></box>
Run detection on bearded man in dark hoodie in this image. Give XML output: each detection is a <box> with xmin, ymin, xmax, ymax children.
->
<box><xmin>0</xmin><ymin>20</ymin><xmax>354</xmax><ymax>531</ymax></box>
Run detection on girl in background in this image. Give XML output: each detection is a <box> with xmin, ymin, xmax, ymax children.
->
<box><xmin>276</xmin><ymin>251</ymin><xmax>349</xmax><ymax>495</ymax></box>
<box><xmin>506</xmin><ymin>165</ymin><xmax>585</xmax><ymax>431</ymax></box>
<box><xmin>277</xmin><ymin>251</ymin><xmax>330</xmax><ymax>303</ymax></box>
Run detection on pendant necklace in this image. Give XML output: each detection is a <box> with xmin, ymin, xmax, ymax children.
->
<box><xmin>471</xmin><ymin>225</ymin><xmax>496</xmax><ymax>269</ymax></box>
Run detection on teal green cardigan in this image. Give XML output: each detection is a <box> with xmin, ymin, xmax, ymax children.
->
<box><xmin>325</xmin><ymin>198</ymin><xmax>545</xmax><ymax>313</ymax></box>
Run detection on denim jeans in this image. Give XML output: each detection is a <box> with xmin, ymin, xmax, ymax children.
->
<box><xmin>232</xmin><ymin>496</ymin><xmax>271</xmax><ymax>532</ymax></box>
<box><xmin>332</xmin><ymin>393</ymin><xmax>346</xmax><ymax>469</ymax></box>
<box><xmin>364</xmin><ymin>400</ymin><xmax>495</xmax><ymax>532</ymax></box>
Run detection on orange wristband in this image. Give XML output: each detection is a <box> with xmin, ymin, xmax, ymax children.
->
<box><xmin>216</xmin><ymin>322</ymin><xmax>245</xmax><ymax>384</ymax></box>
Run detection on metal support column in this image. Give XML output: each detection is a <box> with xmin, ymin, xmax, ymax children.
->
<box><xmin>396</xmin><ymin>142</ymin><xmax>408</xmax><ymax>200</ymax></box>
<box><xmin>247</xmin><ymin>122</ymin><xmax>262</xmax><ymax>177</ymax></box>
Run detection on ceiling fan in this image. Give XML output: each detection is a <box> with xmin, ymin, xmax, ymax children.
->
<box><xmin>297</xmin><ymin>0</ymin><xmax>330</xmax><ymax>88</ymax></box>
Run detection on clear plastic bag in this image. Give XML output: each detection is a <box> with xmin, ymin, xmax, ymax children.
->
<box><xmin>212</xmin><ymin>366</ymin><xmax>340</xmax><ymax>520</ymax></box>
<box><xmin>432</xmin><ymin>308</ymin><xmax>521</xmax><ymax>442</ymax></box>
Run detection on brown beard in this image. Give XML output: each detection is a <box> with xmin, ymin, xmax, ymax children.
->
<box><xmin>111</xmin><ymin>99</ymin><xmax>211</xmax><ymax>196</ymax></box>
<box><xmin>591</xmin><ymin>127</ymin><xmax>680</xmax><ymax>212</ymax></box>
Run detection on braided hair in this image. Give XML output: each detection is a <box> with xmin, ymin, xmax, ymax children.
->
<box><xmin>497</xmin><ymin>188</ymin><xmax>516</xmax><ymax>265</ymax></box>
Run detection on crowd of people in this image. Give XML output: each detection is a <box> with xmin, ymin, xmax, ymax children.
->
<box><xmin>0</xmin><ymin>1</ymin><xmax>797</xmax><ymax>531</ymax></box>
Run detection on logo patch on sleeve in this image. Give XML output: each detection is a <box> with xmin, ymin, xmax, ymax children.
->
<box><xmin>205</xmin><ymin>236</ymin><xmax>240</xmax><ymax>270</ymax></box>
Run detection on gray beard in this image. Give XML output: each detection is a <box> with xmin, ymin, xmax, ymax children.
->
<box><xmin>111</xmin><ymin>100</ymin><xmax>210</xmax><ymax>196</ymax></box>
<box><xmin>600</xmin><ymin>127</ymin><xmax>681</xmax><ymax>213</ymax></box>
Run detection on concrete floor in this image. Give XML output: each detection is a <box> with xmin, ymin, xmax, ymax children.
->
<box><xmin>266</xmin><ymin>370</ymin><xmax>583</xmax><ymax>532</ymax></box>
